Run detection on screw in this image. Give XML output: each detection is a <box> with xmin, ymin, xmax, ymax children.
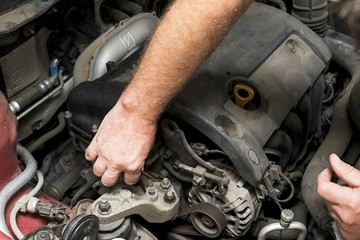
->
<box><xmin>160</xmin><ymin>178</ymin><xmax>171</xmax><ymax>191</ymax></box>
<box><xmin>159</xmin><ymin>169</ymin><xmax>168</xmax><ymax>178</ymax></box>
<box><xmin>147</xmin><ymin>187</ymin><xmax>156</xmax><ymax>196</ymax></box>
<box><xmin>164</xmin><ymin>191</ymin><xmax>176</xmax><ymax>204</ymax></box>
<box><xmin>98</xmin><ymin>200</ymin><xmax>111</xmax><ymax>215</ymax></box>
<box><xmin>91</xmin><ymin>124</ymin><xmax>99</xmax><ymax>133</ymax></box>
<box><xmin>80</xmin><ymin>202</ymin><xmax>90</xmax><ymax>213</ymax></box>
<box><xmin>146</xmin><ymin>187</ymin><xmax>158</xmax><ymax>200</ymax></box>
<box><xmin>36</xmin><ymin>230</ymin><xmax>51</xmax><ymax>240</ymax></box>
<box><xmin>64</xmin><ymin>111</ymin><xmax>72</xmax><ymax>118</ymax></box>
<box><xmin>163</xmin><ymin>149</ymin><xmax>172</xmax><ymax>159</ymax></box>
<box><xmin>192</xmin><ymin>176</ymin><xmax>203</xmax><ymax>186</ymax></box>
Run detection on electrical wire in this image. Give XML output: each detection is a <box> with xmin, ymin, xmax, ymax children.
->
<box><xmin>70</xmin><ymin>175</ymin><xmax>100</xmax><ymax>208</ymax></box>
<box><xmin>275</xmin><ymin>173</ymin><xmax>295</xmax><ymax>203</ymax></box>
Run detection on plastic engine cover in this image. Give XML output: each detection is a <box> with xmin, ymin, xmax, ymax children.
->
<box><xmin>166</xmin><ymin>3</ymin><xmax>331</xmax><ymax>186</ymax></box>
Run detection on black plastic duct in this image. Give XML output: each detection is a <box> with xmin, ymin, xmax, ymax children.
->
<box><xmin>292</xmin><ymin>0</ymin><xmax>328</xmax><ymax>35</ymax></box>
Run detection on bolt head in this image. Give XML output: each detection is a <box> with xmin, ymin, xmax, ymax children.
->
<box><xmin>164</xmin><ymin>191</ymin><xmax>176</xmax><ymax>204</ymax></box>
<box><xmin>98</xmin><ymin>200</ymin><xmax>111</xmax><ymax>215</ymax></box>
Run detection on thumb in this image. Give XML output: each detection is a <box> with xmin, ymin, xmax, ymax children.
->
<box><xmin>330</xmin><ymin>153</ymin><xmax>360</xmax><ymax>187</ymax></box>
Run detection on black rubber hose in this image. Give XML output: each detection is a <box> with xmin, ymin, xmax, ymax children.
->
<box><xmin>301</xmin><ymin>30</ymin><xmax>360</xmax><ymax>230</ymax></box>
<box><xmin>282</xmin><ymin>112</ymin><xmax>304</xmax><ymax>161</ymax></box>
<box><xmin>296</xmin><ymin>94</ymin><xmax>312</xmax><ymax>141</ymax></box>
<box><xmin>70</xmin><ymin>175</ymin><xmax>100</xmax><ymax>208</ymax></box>
<box><xmin>264</xmin><ymin>131</ymin><xmax>292</xmax><ymax>169</ymax></box>
<box><xmin>308</xmin><ymin>75</ymin><xmax>325</xmax><ymax>136</ymax></box>
<box><xmin>101</xmin><ymin>3</ymin><xmax>129</xmax><ymax>22</ymax></box>
<box><xmin>114</xmin><ymin>0</ymin><xmax>143</xmax><ymax>16</ymax></box>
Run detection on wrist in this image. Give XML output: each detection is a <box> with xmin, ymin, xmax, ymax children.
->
<box><xmin>116</xmin><ymin>87</ymin><xmax>160</xmax><ymax>125</ymax></box>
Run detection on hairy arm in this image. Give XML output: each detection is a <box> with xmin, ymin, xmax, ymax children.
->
<box><xmin>86</xmin><ymin>0</ymin><xmax>253</xmax><ymax>186</ymax></box>
<box><xmin>122</xmin><ymin>0</ymin><xmax>251</xmax><ymax>120</ymax></box>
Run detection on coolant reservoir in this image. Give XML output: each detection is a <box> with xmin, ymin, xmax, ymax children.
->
<box><xmin>0</xmin><ymin>92</ymin><xmax>19</xmax><ymax>189</ymax></box>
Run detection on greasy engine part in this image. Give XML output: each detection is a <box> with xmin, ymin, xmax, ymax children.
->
<box><xmin>89</xmin><ymin>177</ymin><xmax>181</xmax><ymax>232</ymax></box>
<box><xmin>60</xmin><ymin>3</ymin><xmax>336</xmax><ymax>239</ymax></box>
<box><xmin>67</xmin><ymin>3</ymin><xmax>331</xmax><ymax>188</ymax></box>
<box><xmin>73</xmin><ymin>12</ymin><xmax>158</xmax><ymax>84</ymax></box>
<box><xmin>0</xmin><ymin>0</ymin><xmax>60</xmax><ymax>47</ymax></box>
<box><xmin>0</xmin><ymin>29</ymin><xmax>74</xmax><ymax>140</ymax></box>
<box><xmin>166</xmin><ymin>3</ymin><xmax>331</xmax><ymax>186</ymax></box>
<box><xmin>186</xmin><ymin>167</ymin><xmax>260</xmax><ymax>237</ymax></box>
<box><xmin>291</xmin><ymin>0</ymin><xmax>328</xmax><ymax>35</ymax></box>
<box><xmin>3</xmin><ymin>0</ymin><xmax>359</xmax><ymax>239</ymax></box>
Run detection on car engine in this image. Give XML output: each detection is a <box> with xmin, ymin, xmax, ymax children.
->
<box><xmin>0</xmin><ymin>0</ymin><xmax>359</xmax><ymax>239</ymax></box>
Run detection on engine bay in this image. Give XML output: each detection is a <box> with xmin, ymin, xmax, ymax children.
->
<box><xmin>0</xmin><ymin>0</ymin><xmax>359</xmax><ymax>239</ymax></box>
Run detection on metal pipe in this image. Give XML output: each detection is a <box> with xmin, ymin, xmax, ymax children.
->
<box><xmin>0</xmin><ymin>145</ymin><xmax>37</xmax><ymax>239</ymax></box>
<box><xmin>89</xmin><ymin>13</ymin><xmax>158</xmax><ymax>80</ymax></box>
<box><xmin>72</xmin><ymin>13</ymin><xmax>158</xmax><ymax>85</ymax></box>
<box><xmin>10</xmin><ymin>171</ymin><xmax>44</xmax><ymax>240</ymax></box>
<box><xmin>257</xmin><ymin>222</ymin><xmax>307</xmax><ymax>240</ymax></box>
<box><xmin>16</xmin><ymin>68</ymin><xmax>65</xmax><ymax>120</ymax></box>
<box><xmin>9</xmin><ymin>59</ymin><xmax>60</xmax><ymax>114</ymax></box>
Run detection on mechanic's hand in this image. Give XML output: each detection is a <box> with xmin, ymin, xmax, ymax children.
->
<box><xmin>85</xmin><ymin>102</ymin><xmax>156</xmax><ymax>186</ymax></box>
<box><xmin>317</xmin><ymin>154</ymin><xmax>360</xmax><ymax>240</ymax></box>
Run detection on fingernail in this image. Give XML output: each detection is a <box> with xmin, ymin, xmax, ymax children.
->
<box><xmin>331</xmin><ymin>154</ymin><xmax>340</xmax><ymax>164</ymax></box>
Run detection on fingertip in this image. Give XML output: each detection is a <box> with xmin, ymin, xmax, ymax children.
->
<box><xmin>101</xmin><ymin>177</ymin><xmax>115</xmax><ymax>187</ymax></box>
<box><xmin>329</xmin><ymin>153</ymin><xmax>341</xmax><ymax>164</ymax></box>
<box><xmin>101</xmin><ymin>168</ymin><xmax>121</xmax><ymax>187</ymax></box>
<box><xmin>93</xmin><ymin>158</ymin><xmax>107</xmax><ymax>177</ymax></box>
<box><xmin>85</xmin><ymin>142</ymin><xmax>97</xmax><ymax>161</ymax></box>
<box><xmin>124</xmin><ymin>172</ymin><xmax>141</xmax><ymax>185</ymax></box>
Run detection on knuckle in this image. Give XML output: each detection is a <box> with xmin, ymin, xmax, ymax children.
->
<box><xmin>340</xmin><ymin>214</ymin><xmax>355</xmax><ymax>226</ymax></box>
<box><xmin>127</xmin><ymin>164</ymin><xmax>140</xmax><ymax>173</ymax></box>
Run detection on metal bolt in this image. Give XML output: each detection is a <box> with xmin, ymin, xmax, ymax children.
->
<box><xmin>164</xmin><ymin>191</ymin><xmax>176</xmax><ymax>204</ymax></box>
<box><xmin>91</xmin><ymin>124</ymin><xmax>99</xmax><ymax>133</ymax></box>
<box><xmin>64</xmin><ymin>111</ymin><xmax>72</xmax><ymax>118</ymax></box>
<box><xmin>80</xmin><ymin>202</ymin><xmax>90</xmax><ymax>213</ymax></box>
<box><xmin>280</xmin><ymin>209</ymin><xmax>294</xmax><ymax>228</ymax></box>
<box><xmin>163</xmin><ymin>149</ymin><xmax>172</xmax><ymax>159</ymax></box>
<box><xmin>192</xmin><ymin>175</ymin><xmax>203</xmax><ymax>186</ymax></box>
<box><xmin>146</xmin><ymin>187</ymin><xmax>158</xmax><ymax>200</ymax></box>
<box><xmin>98</xmin><ymin>200</ymin><xmax>111</xmax><ymax>215</ymax></box>
<box><xmin>60</xmin><ymin>155</ymin><xmax>72</xmax><ymax>166</ymax></box>
<box><xmin>159</xmin><ymin>169</ymin><xmax>168</xmax><ymax>178</ymax></box>
<box><xmin>36</xmin><ymin>230</ymin><xmax>51</xmax><ymax>240</ymax></box>
<box><xmin>160</xmin><ymin>178</ymin><xmax>171</xmax><ymax>191</ymax></box>
<box><xmin>147</xmin><ymin>187</ymin><xmax>156</xmax><ymax>196</ymax></box>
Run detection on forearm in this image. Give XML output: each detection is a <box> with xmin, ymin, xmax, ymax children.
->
<box><xmin>118</xmin><ymin>0</ymin><xmax>252</xmax><ymax>121</ymax></box>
